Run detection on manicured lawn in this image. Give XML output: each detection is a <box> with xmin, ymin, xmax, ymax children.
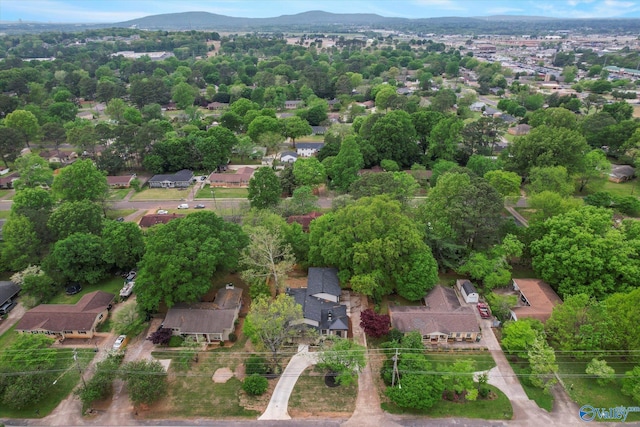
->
<box><xmin>0</xmin><ymin>348</ymin><xmax>95</xmax><ymax>418</ymax></box>
<box><xmin>0</xmin><ymin>210</ymin><xmax>10</xmax><ymax>219</ymax></box>
<box><xmin>48</xmin><ymin>275</ymin><xmax>124</xmax><ymax>305</ymax></box>
<box><xmin>0</xmin><ymin>189</ymin><xmax>11</xmax><ymax>198</ymax></box>
<box><xmin>600</xmin><ymin>179</ymin><xmax>640</xmax><ymax>199</ymax></box>
<box><xmin>105</xmin><ymin>208</ymin><xmax>137</xmax><ymax>220</ymax></box>
<box><xmin>130</xmin><ymin>187</ymin><xmax>191</xmax><ymax>201</ymax></box>
<box><xmin>108</xmin><ymin>188</ymin><xmax>131</xmax><ymax>200</ymax></box>
<box><xmin>507</xmin><ymin>356</ymin><xmax>554</xmax><ymax>411</ymax></box>
<box><xmin>196</xmin><ymin>185</ymin><xmax>249</xmax><ymax>199</ymax></box>
<box><xmin>289</xmin><ymin>366</ymin><xmax>358</xmax><ymax>415</ymax></box>
<box><xmin>382</xmin><ymin>384</ymin><xmax>513</xmax><ymax>420</ymax></box>
<box><xmin>0</xmin><ymin>324</ymin><xmax>18</xmax><ymax>349</ymax></box>
<box><xmin>147</xmin><ymin>340</ymin><xmax>260</xmax><ymax>418</ymax></box>
<box><xmin>557</xmin><ymin>355</ymin><xmax>640</xmax><ymax>422</ymax></box>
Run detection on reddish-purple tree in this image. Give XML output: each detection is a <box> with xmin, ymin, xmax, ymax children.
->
<box><xmin>360</xmin><ymin>309</ymin><xmax>391</xmax><ymax>338</ymax></box>
<box><xmin>148</xmin><ymin>328</ymin><xmax>173</xmax><ymax>345</ymax></box>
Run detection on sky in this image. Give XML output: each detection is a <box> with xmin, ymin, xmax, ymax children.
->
<box><xmin>1</xmin><ymin>0</ymin><xmax>640</xmax><ymax>23</ymax></box>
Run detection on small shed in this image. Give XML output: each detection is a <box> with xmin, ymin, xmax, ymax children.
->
<box><xmin>457</xmin><ymin>279</ymin><xmax>479</xmax><ymax>304</ymax></box>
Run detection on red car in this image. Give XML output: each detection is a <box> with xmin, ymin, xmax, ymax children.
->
<box><xmin>477</xmin><ymin>303</ymin><xmax>491</xmax><ymax>318</ymax></box>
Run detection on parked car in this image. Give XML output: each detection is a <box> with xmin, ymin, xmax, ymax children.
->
<box><xmin>65</xmin><ymin>283</ymin><xmax>82</xmax><ymax>295</ymax></box>
<box><xmin>113</xmin><ymin>335</ymin><xmax>128</xmax><ymax>351</ymax></box>
<box><xmin>477</xmin><ymin>302</ymin><xmax>491</xmax><ymax>318</ymax></box>
<box><xmin>126</xmin><ymin>270</ymin><xmax>137</xmax><ymax>281</ymax></box>
<box><xmin>194</xmin><ymin>204</ymin><xmax>205</xmax><ymax>209</ymax></box>
<box><xmin>0</xmin><ymin>301</ymin><xmax>16</xmax><ymax>315</ymax></box>
<box><xmin>116</xmin><ymin>217</ymin><xmax>125</xmax><ymax>222</ymax></box>
<box><xmin>157</xmin><ymin>209</ymin><xmax>168</xmax><ymax>214</ymax></box>
<box><xmin>177</xmin><ymin>203</ymin><xmax>189</xmax><ymax>209</ymax></box>
<box><xmin>120</xmin><ymin>281</ymin><xmax>135</xmax><ymax>298</ymax></box>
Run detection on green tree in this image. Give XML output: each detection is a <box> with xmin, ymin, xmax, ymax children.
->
<box><xmin>51</xmin><ymin>159</ymin><xmax>109</xmax><ymax>203</ymax></box>
<box><xmin>309</xmin><ymin>196</ymin><xmax>437</xmax><ymax>301</ymax></box>
<box><xmin>195</xmin><ymin>127</ymin><xmax>237</xmax><ymax>173</ymax></box>
<box><xmin>282</xmin><ymin>116</ymin><xmax>312</xmax><ymax>148</ymax></box>
<box><xmin>528</xmin><ymin>190</ymin><xmax>583</xmax><ymax>222</ymax></box>
<box><xmin>368</xmin><ymin>110</ymin><xmax>419</xmax><ymax>167</ymax></box>
<box><xmin>0</xmin><ymin>126</ymin><xmax>23</xmax><ymax>167</ymax></box>
<box><xmin>441</xmin><ymin>359</ymin><xmax>477</xmax><ymax>400</ymax></box>
<box><xmin>76</xmin><ymin>353</ymin><xmax>123</xmax><ymax>408</ymax></box>
<box><xmin>529</xmin><ymin>107</ymin><xmax>578</xmax><ymax>130</ymax></box>
<box><xmin>1</xmin><ymin>215</ymin><xmax>41</xmax><ymax>271</ymax></box>
<box><xmin>385</xmin><ymin>353</ymin><xmax>444</xmax><ymax>410</ymax></box>
<box><xmin>46</xmin><ymin>232</ymin><xmax>107</xmax><ymax>284</ymax></box>
<box><xmin>528</xmin><ymin>166</ymin><xmax>575</xmax><ymax>197</ymax></box>
<box><xmin>135</xmin><ymin>211</ymin><xmax>248</xmax><ymax>312</ymax></box>
<box><xmin>120</xmin><ymin>360</ymin><xmax>167</xmax><ymax>406</ymax></box>
<box><xmin>101</xmin><ymin>221</ymin><xmax>145</xmax><ymax>270</ymax></box>
<box><xmin>484</xmin><ymin>170</ymin><xmax>521</xmax><ymax>198</ymax></box>
<box><xmin>501</xmin><ymin>319</ymin><xmax>544</xmax><ymax>357</ymax></box>
<box><xmin>112</xmin><ymin>303</ymin><xmax>145</xmax><ymax>336</ymax></box>
<box><xmin>622</xmin><ymin>365</ymin><xmax>640</xmax><ymax>404</ymax></box>
<box><xmin>330</xmin><ymin>136</ymin><xmax>364</xmax><ymax>192</ymax></box>
<box><xmin>248</xmin><ymin>167</ymin><xmax>281</xmax><ymax>210</ymax></box>
<box><xmin>576</xmin><ymin>149</ymin><xmax>610</xmax><ymax>193</ymax></box>
<box><xmin>247</xmin><ymin>116</ymin><xmax>282</xmax><ymax>143</ymax></box>
<box><xmin>240</xmin><ymin>225</ymin><xmax>295</xmax><ymax>295</ymax></box>
<box><xmin>4</xmin><ymin>109</ymin><xmax>40</xmax><ymax>147</ymax></box>
<box><xmin>105</xmin><ymin>98</ymin><xmax>126</xmax><ymax>122</ymax></box>
<box><xmin>47</xmin><ymin>200</ymin><xmax>104</xmax><ymax>240</ymax></box>
<box><xmin>586</xmin><ymin>358</ymin><xmax>616</xmax><ymax>386</ymax></box>
<box><xmin>503</xmin><ymin>125</ymin><xmax>589</xmax><ymax>176</ymax></box>
<box><xmin>461</xmin><ymin>116</ymin><xmax>505</xmax><ymax>156</ymax></box>
<box><xmin>243</xmin><ymin>294</ymin><xmax>304</xmax><ymax>372</ymax></box>
<box><xmin>243</xmin><ymin>374</ymin><xmax>269</xmax><ymax>395</ymax></box>
<box><xmin>527</xmin><ymin>336</ymin><xmax>558</xmax><ymax>392</ymax></box>
<box><xmin>293</xmin><ymin>157</ymin><xmax>326</xmax><ymax>187</ymax></box>
<box><xmin>317</xmin><ymin>337</ymin><xmax>366</xmax><ymax>386</ymax></box>
<box><xmin>13</xmin><ymin>153</ymin><xmax>54</xmax><ymax>189</ymax></box>
<box><xmin>429</xmin><ymin>116</ymin><xmax>463</xmax><ymax>161</ymax></box>
<box><xmin>172</xmin><ymin>82</ymin><xmax>197</xmax><ymax>110</ymax></box>
<box><xmin>0</xmin><ymin>334</ymin><xmax>56</xmax><ymax>409</ymax></box>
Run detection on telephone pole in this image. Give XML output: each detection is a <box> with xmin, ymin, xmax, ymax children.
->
<box><xmin>391</xmin><ymin>348</ymin><xmax>399</xmax><ymax>388</ymax></box>
<box><xmin>73</xmin><ymin>349</ymin><xmax>86</xmax><ymax>388</ymax></box>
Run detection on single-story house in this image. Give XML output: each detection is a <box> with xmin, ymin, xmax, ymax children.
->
<box><xmin>0</xmin><ymin>281</ymin><xmax>20</xmax><ymax>307</ymax></box>
<box><xmin>285</xmin><ymin>100</ymin><xmax>304</xmax><ymax>110</ymax></box>
<box><xmin>148</xmin><ymin>169</ymin><xmax>193</xmax><ymax>188</ymax></box>
<box><xmin>508</xmin><ymin>124</ymin><xmax>531</xmax><ymax>136</ymax></box>
<box><xmin>280</xmin><ymin>151</ymin><xmax>298</xmax><ymax>163</ymax></box>
<box><xmin>483</xmin><ymin>107</ymin><xmax>500</xmax><ymax>116</ymax></box>
<box><xmin>107</xmin><ymin>174</ymin><xmax>136</xmax><ymax>189</ymax></box>
<box><xmin>311</xmin><ymin>126</ymin><xmax>328</xmax><ymax>135</ymax></box>
<box><xmin>457</xmin><ymin>280</ymin><xmax>479</xmax><ymax>304</ymax></box>
<box><xmin>470</xmin><ymin>101</ymin><xmax>486</xmax><ymax>112</ymax></box>
<box><xmin>207</xmin><ymin>102</ymin><xmax>229</xmax><ymax>110</ymax></box>
<box><xmin>287</xmin><ymin>211</ymin><xmax>323</xmax><ymax>232</ymax></box>
<box><xmin>510</xmin><ymin>279</ymin><xmax>562</xmax><ymax>323</ymax></box>
<box><xmin>0</xmin><ymin>171</ymin><xmax>19</xmax><ymax>189</ymax></box>
<box><xmin>208</xmin><ymin>167</ymin><xmax>255</xmax><ymax>188</ymax></box>
<box><xmin>139</xmin><ymin>213</ymin><xmax>185</xmax><ymax>228</ymax></box>
<box><xmin>15</xmin><ymin>291</ymin><xmax>114</xmax><ymax>339</ymax></box>
<box><xmin>358</xmin><ymin>166</ymin><xmax>384</xmax><ymax>176</ymax></box>
<box><xmin>296</xmin><ymin>142</ymin><xmax>325</xmax><ymax>157</ymax></box>
<box><xmin>389</xmin><ymin>285</ymin><xmax>481</xmax><ymax>345</ymax></box>
<box><xmin>287</xmin><ymin>267</ymin><xmax>349</xmax><ymax>337</ymax></box>
<box><xmin>163</xmin><ymin>285</ymin><xmax>243</xmax><ymax>342</ymax></box>
<box><xmin>609</xmin><ymin>164</ymin><xmax>635</xmax><ymax>183</ymax></box>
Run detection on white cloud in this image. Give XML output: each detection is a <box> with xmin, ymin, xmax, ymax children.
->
<box><xmin>486</xmin><ymin>7</ymin><xmax>525</xmax><ymax>14</ymax></box>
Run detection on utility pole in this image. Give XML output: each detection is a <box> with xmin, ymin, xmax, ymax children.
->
<box><xmin>391</xmin><ymin>348</ymin><xmax>399</xmax><ymax>388</ymax></box>
<box><xmin>73</xmin><ymin>349</ymin><xmax>86</xmax><ymax>388</ymax></box>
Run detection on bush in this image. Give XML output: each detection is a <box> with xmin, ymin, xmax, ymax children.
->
<box><xmin>613</xmin><ymin>195</ymin><xmax>640</xmax><ymax>216</ymax></box>
<box><xmin>245</xmin><ymin>354</ymin><xmax>269</xmax><ymax>376</ymax></box>
<box><xmin>168</xmin><ymin>335</ymin><xmax>184</xmax><ymax>347</ymax></box>
<box><xmin>148</xmin><ymin>328</ymin><xmax>173</xmax><ymax>345</ymax></box>
<box><xmin>360</xmin><ymin>308</ymin><xmax>391</xmax><ymax>338</ymax></box>
<box><xmin>243</xmin><ymin>374</ymin><xmax>268</xmax><ymax>396</ymax></box>
<box><xmin>387</xmin><ymin>328</ymin><xmax>404</xmax><ymax>343</ymax></box>
<box><xmin>228</xmin><ymin>332</ymin><xmax>237</xmax><ymax>342</ymax></box>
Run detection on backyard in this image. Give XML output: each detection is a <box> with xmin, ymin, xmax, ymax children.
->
<box><xmin>48</xmin><ymin>275</ymin><xmax>125</xmax><ymax>305</ymax></box>
<box><xmin>196</xmin><ymin>185</ymin><xmax>249</xmax><ymax>199</ymax></box>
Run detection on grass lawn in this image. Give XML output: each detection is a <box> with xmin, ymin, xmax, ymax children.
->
<box><xmin>600</xmin><ymin>179</ymin><xmax>640</xmax><ymax>199</ymax></box>
<box><xmin>130</xmin><ymin>187</ymin><xmax>192</xmax><ymax>201</ymax></box>
<box><xmin>382</xmin><ymin>384</ymin><xmax>512</xmax><ymax>420</ymax></box>
<box><xmin>0</xmin><ymin>189</ymin><xmax>11</xmax><ymax>198</ymax></box>
<box><xmin>557</xmin><ymin>355</ymin><xmax>640</xmax><ymax>422</ymax></box>
<box><xmin>229</xmin><ymin>156</ymin><xmax>261</xmax><ymax>165</ymax></box>
<box><xmin>105</xmin><ymin>208</ymin><xmax>137</xmax><ymax>220</ymax></box>
<box><xmin>507</xmin><ymin>356</ymin><xmax>554</xmax><ymax>411</ymax></box>
<box><xmin>0</xmin><ymin>210</ymin><xmax>10</xmax><ymax>219</ymax></box>
<box><xmin>196</xmin><ymin>185</ymin><xmax>249</xmax><ymax>199</ymax></box>
<box><xmin>0</xmin><ymin>324</ymin><xmax>18</xmax><ymax>349</ymax></box>
<box><xmin>0</xmin><ymin>348</ymin><xmax>95</xmax><ymax>418</ymax></box>
<box><xmin>288</xmin><ymin>366</ymin><xmax>358</xmax><ymax>416</ymax></box>
<box><xmin>48</xmin><ymin>275</ymin><xmax>124</xmax><ymax>305</ymax></box>
<box><xmin>108</xmin><ymin>188</ymin><xmax>131</xmax><ymax>200</ymax></box>
<box><xmin>147</xmin><ymin>340</ymin><xmax>260</xmax><ymax>418</ymax></box>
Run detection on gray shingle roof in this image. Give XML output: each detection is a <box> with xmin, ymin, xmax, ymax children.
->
<box><xmin>307</xmin><ymin>268</ymin><xmax>340</xmax><ymax>297</ymax></box>
<box><xmin>0</xmin><ymin>281</ymin><xmax>20</xmax><ymax>305</ymax></box>
<box><xmin>149</xmin><ymin>169</ymin><xmax>193</xmax><ymax>183</ymax></box>
<box><xmin>163</xmin><ymin>306</ymin><xmax>236</xmax><ymax>335</ymax></box>
<box><xmin>461</xmin><ymin>280</ymin><xmax>477</xmax><ymax>296</ymax></box>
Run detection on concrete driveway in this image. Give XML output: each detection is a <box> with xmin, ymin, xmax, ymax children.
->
<box><xmin>259</xmin><ymin>345</ymin><xmax>319</xmax><ymax>420</ymax></box>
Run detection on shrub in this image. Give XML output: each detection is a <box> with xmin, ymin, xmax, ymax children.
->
<box><xmin>243</xmin><ymin>374</ymin><xmax>268</xmax><ymax>396</ymax></box>
<box><xmin>245</xmin><ymin>354</ymin><xmax>269</xmax><ymax>376</ymax></box>
<box><xmin>360</xmin><ymin>308</ymin><xmax>391</xmax><ymax>338</ymax></box>
<box><xmin>387</xmin><ymin>328</ymin><xmax>404</xmax><ymax>343</ymax></box>
<box><xmin>148</xmin><ymin>328</ymin><xmax>173</xmax><ymax>345</ymax></box>
<box><xmin>168</xmin><ymin>335</ymin><xmax>184</xmax><ymax>347</ymax></box>
<box><xmin>228</xmin><ymin>332</ymin><xmax>238</xmax><ymax>342</ymax></box>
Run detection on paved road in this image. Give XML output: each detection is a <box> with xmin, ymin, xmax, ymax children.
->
<box><xmin>0</xmin><ymin>301</ymin><xmax>26</xmax><ymax>336</ymax></box>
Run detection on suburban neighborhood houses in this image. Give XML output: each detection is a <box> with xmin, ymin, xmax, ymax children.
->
<box><xmin>0</xmin><ymin>3</ymin><xmax>640</xmax><ymax>426</ymax></box>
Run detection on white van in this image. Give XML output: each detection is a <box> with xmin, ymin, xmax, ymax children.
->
<box><xmin>177</xmin><ymin>203</ymin><xmax>189</xmax><ymax>209</ymax></box>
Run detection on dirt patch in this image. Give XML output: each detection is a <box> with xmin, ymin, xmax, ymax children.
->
<box><xmin>212</xmin><ymin>367</ymin><xmax>234</xmax><ymax>383</ymax></box>
<box><xmin>234</xmin><ymin>359</ymin><xmax>247</xmax><ymax>381</ymax></box>
<box><xmin>238</xmin><ymin>377</ymin><xmax>278</xmax><ymax>413</ymax></box>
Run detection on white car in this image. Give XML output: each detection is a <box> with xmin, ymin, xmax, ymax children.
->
<box><xmin>157</xmin><ymin>209</ymin><xmax>169</xmax><ymax>214</ymax></box>
<box><xmin>113</xmin><ymin>335</ymin><xmax>128</xmax><ymax>351</ymax></box>
<box><xmin>177</xmin><ymin>203</ymin><xmax>189</xmax><ymax>209</ymax></box>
